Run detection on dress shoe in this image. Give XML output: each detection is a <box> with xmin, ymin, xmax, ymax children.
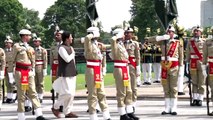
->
<box><xmin>153</xmin><ymin>80</ymin><xmax>160</xmax><ymax>83</ymax></box>
<box><xmin>208</xmin><ymin>111</ymin><xmax>213</xmax><ymax>116</ymax></box>
<box><xmin>65</xmin><ymin>112</ymin><xmax>78</xmax><ymax>118</ymax></box>
<box><xmin>146</xmin><ymin>82</ymin><xmax>151</xmax><ymax>85</ymax></box>
<box><xmin>25</xmin><ymin>106</ymin><xmax>32</xmax><ymax>112</ymax></box>
<box><xmin>127</xmin><ymin>113</ymin><xmax>139</xmax><ymax>120</ymax></box>
<box><xmin>161</xmin><ymin>111</ymin><xmax>170</xmax><ymax>115</ymax></box>
<box><xmin>137</xmin><ymin>84</ymin><xmax>141</xmax><ymax>87</ymax></box>
<box><xmin>36</xmin><ymin>116</ymin><xmax>47</xmax><ymax>120</ymax></box>
<box><xmin>191</xmin><ymin>100</ymin><xmax>197</xmax><ymax>106</ymax></box>
<box><xmin>6</xmin><ymin>99</ymin><xmax>15</xmax><ymax>104</ymax></box>
<box><xmin>51</xmin><ymin>108</ymin><xmax>61</xmax><ymax>118</ymax></box>
<box><xmin>197</xmin><ymin>100</ymin><xmax>202</xmax><ymax>106</ymax></box>
<box><xmin>120</xmin><ymin>114</ymin><xmax>133</xmax><ymax>120</ymax></box>
<box><xmin>178</xmin><ymin>92</ymin><xmax>185</xmax><ymax>95</ymax></box>
<box><xmin>171</xmin><ymin>112</ymin><xmax>177</xmax><ymax>115</ymax></box>
<box><xmin>143</xmin><ymin>82</ymin><xmax>148</xmax><ymax>85</ymax></box>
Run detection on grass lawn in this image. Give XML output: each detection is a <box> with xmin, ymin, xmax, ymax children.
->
<box><xmin>44</xmin><ymin>73</ymin><xmax>115</xmax><ymax>92</ymax></box>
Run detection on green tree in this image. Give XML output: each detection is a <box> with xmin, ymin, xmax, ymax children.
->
<box><xmin>41</xmin><ymin>0</ymin><xmax>86</xmax><ymax>48</ymax></box>
<box><xmin>0</xmin><ymin>0</ymin><xmax>25</xmax><ymax>45</ymax></box>
<box><xmin>130</xmin><ymin>0</ymin><xmax>162</xmax><ymax>42</ymax></box>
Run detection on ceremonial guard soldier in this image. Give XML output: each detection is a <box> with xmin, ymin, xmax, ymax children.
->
<box><xmin>0</xmin><ymin>44</ymin><xmax>6</xmax><ymax>109</ymax></box>
<box><xmin>186</xmin><ymin>26</ymin><xmax>205</xmax><ymax>106</ymax></box>
<box><xmin>124</xmin><ymin>27</ymin><xmax>141</xmax><ymax>111</ymax></box>
<box><xmin>202</xmin><ymin>26</ymin><xmax>213</xmax><ymax>115</ymax></box>
<box><xmin>33</xmin><ymin>37</ymin><xmax>47</xmax><ymax>103</ymax></box>
<box><xmin>4</xmin><ymin>36</ymin><xmax>16</xmax><ymax>103</ymax></box>
<box><xmin>141</xmin><ymin>38</ymin><xmax>153</xmax><ymax>85</ymax></box>
<box><xmin>13</xmin><ymin>29</ymin><xmax>46</xmax><ymax>120</ymax></box>
<box><xmin>152</xmin><ymin>44</ymin><xmax>162</xmax><ymax>83</ymax></box>
<box><xmin>84</xmin><ymin>27</ymin><xmax>111</xmax><ymax>120</ymax></box>
<box><xmin>111</xmin><ymin>28</ymin><xmax>139</xmax><ymax>120</ymax></box>
<box><xmin>148</xmin><ymin>26</ymin><xmax>183</xmax><ymax>115</ymax></box>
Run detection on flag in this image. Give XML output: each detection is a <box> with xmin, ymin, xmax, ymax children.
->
<box><xmin>154</xmin><ymin>0</ymin><xmax>178</xmax><ymax>30</ymax></box>
<box><xmin>86</xmin><ymin>0</ymin><xmax>99</xmax><ymax>21</ymax></box>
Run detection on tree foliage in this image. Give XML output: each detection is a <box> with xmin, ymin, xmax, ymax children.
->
<box><xmin>130</xmin><ymin>0</ymin><xmax>163</xmax><ymax>42</ymax></box>
<box><xmin>0</xmin><ymin>0</ymin><xmax>24</xmax><ymax>45</ymax></box>
<box><xmin>41</xmin><ymin>0</ymin><xmax>86</xmax><ymax>47</ymax></box>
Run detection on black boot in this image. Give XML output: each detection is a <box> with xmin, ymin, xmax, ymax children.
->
<box><xmin>161</xmin><ymin>111</ymin><xmax>170</xmax><ymax>115</ymax></box>
<box><xmin>171</xmin><ymin>111</ymin><xmax>177</xmax><ymax>115</ymax></box>
<box><xmin>36</xmin><ymin>116</ymin><xmax>47</xmax><ymax>120</ymax></box>
<box><xmin>25</xmin><ymin>106</ymin><xmax>32</xmax><ymax>112</ymax></box>
<box><xmin>196</xmin><ymin>100</ymin><xmax>202</xmax><ymax>106</ymax></box>
<box><xmin>127</xmin><ymin>113</ymin><xmax>139</xmax><ymax>120</ymax></box>
<box><xmin>120</xmin><ymin>114</ymin><xmax>133</xmax><ymax>120</ymax></box>
<box><xmin>191</xmin><ymin>100</ymin><xmax>197</xmax><ymax>106</ymax></box>
<box><xmin>178</xmin><ymin>92</ymin><xmax>185</xmax><ymax>95</ymax></box>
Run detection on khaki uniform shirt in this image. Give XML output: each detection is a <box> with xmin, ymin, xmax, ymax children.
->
<box><xmin>5</xmin><ymin>48</ymin><xmax>13</xmax><ymax>72</ymax></box>
<box><xmin>34</xmin><ymin>46</ymin><xmax>47</xmax><ymax>70</ymax></box>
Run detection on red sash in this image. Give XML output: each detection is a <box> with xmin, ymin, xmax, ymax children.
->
<box><xmin>128</xmin><ymin>57</ymin><xmax>136</xmax><ymax>69</ymax></box>
<box><xmin>208</xmin><ymin>57</ymin><xmax>213</xmax><ymax>80</ymax></box>
<box><xmin>190</xmin><ymin>40</ymin><xmax>203</xmax><ymax>74</ymax></box>
<box><xmin>87</xmin><ymin>60</ymin><xmax>101</xmax><ymax>88</ymax></box>
<box><xmin>114</xmin><ymin>60</ymin><xmax>129</xmax><ymax>86</ymax></box>
<box><xmin>15</xmin><ymin>62</ymin><xmax>31</xmax><ymax>91</ymax></box>
<box><xmin>161</xmin><ymin>41</ymin><xmax>178</xmax><ymax>83</ymax></box>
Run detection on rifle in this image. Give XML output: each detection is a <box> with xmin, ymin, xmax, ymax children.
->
<box><xmin>185</xmin><ymin>62</ymin><xmax>192</xmax><ymax>106</ymax></box>
<box><xmin>2</xmin><ymin>78</ymin><xmax>5</xmax><ymax>103</ymax></box>
<box><xmin>206</xmin><ymin>66</ymin><xmax>212</xmax><ymax>116</ymax></box>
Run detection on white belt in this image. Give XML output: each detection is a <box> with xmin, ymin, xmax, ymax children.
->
<box><xmin>161</xmin><ymin>56</ymin><xmax>178</xmax><ymax>61</ymax></box>
<box><xmin>53</xmin><ymin>60</ymin><xmax>58</xmax><ymax>64</ymax></box>
<box><xmin>208</xmin><ymin>59</ymin><xmax>213</xmax><ymax>62</ymax></box>
<box><xmin>114</xmin><ymin>62</ymin><xmax>127</xmax><ymax>67</ymax></box>
<box><xmin>36</xmin><ymin>61</ymin><xmax>44</xmax><ymax>65</ymax></box>
<box><xmin>87</xmin><ymin>61</ymin><xmax>100</xmax><ymax>66</ymax></box>
<box><xmin>190</xmin><ymin>55</ymin><xmax>199</xmax><ymax>59</ymax></box>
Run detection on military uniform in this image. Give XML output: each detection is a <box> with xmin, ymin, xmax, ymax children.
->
<box><xmin>0</xmin><ymin>48</ymin><xmax>6</xmax><ymax>109</ymax></box>
<box><xmin>84</xmin><ymin>27</ymin><xmax>111</xmax><ymax>120</ymax></box>
<box><xmin>202</xmin><ymin>28</ymin><xmax>213</xmax><ymax>114</ymax></box>
<box><xmin>186</xmin><ymin>26</ymin><xmax>205</xmax><ymax>106</ymax></box>
<box><xmin>13</xmin><ymin>29</ymin><xmax>46</xmax><ymax>120</ymax></box>
<box><xmin>141</xmin><ymin>41</ymin><xmax>153</xmax><ymax>85</ymax></box>
<box><xmin>33</xmin><ymin>38</ymin><xmax>47</xmax><ymax>102</ymax></box>
<box><xmin>148</xmin><ymin>26</ymin><xmax>184</xmax><ymax>115</ymax></box>
<box><xmin>152</xmin><ymin>44</ymin><xmax>162</xmax><ymax>83</ymax></box>
<box><xmin>124</xmin><ymin>28</ymin><xmax>140</xmax><ymax>109</ymax></box>
<box><xmin>4</xmin><ymin>38</ymin><xmax>16</xmax><ymax>103</ymax></box>
<box><xmin>111</xmin><ymin>28</ymin><xmax>139</xmax><ymax>120</ymax></box>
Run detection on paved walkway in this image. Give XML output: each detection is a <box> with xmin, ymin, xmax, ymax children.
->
<box><xmin>44</xmin><ymin>82</ymin><xmax>191</xmax><ymax>100</ymax></box>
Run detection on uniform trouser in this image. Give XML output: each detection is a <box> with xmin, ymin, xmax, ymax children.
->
<box><xmin>114</xmin><ymin>68</ymin><xmax>132</xmax><ymax>107</ymax></box>
<box><xmin>15</xmin><ymin>70</ymin><xmax>41</xmax><ymax>112</ymax></box>
<box><xmin>208</xmin><ymin>77</ymin><xmax>213</xmax><ymax>101</ymax></box>
<box><xmin>129</xmin><ymin>65</ymin><xmax>137</xmax><ymax>103</ymax></box>
<box><xmin>35</xmin><ymin>71</ymin><xmax>44</xmax><ymax>94</ymax></box>
<box><xmin>0</xmin><ymin>80</ymin><xmax>2</xmax><ymax>100</ymax></box>
<box><xmin>162</xmin><ymin>66</ymin><xmax>178</xmax><ymax>98</ymax></box>
<box><xmin>85</xmin><ymin>68</ymin><xmax>109</xmax><ymax>114</ymax></box>
<box><xmin>142</xmin><ymin>63</ymin><xmax>152</xmax><ymax>82</ymax></box>
<box><xmin>153</xmin><ymin>63</ymin><xmax>161</xmax><ymax>81</ymax></box>
<box><xmin>5</xmin><ymin>73</ymin><xmax>16</xmax><ymax>93</ymax></box>
<box><xmin>191</xmin><ymin>70</ymin><xmax>205</xmax><ymax>95</ymax></box>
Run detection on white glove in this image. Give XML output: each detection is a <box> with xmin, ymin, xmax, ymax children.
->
<box><xmin>0</xmin><ymin>71</ymin><xmax>4</xmax><ymax>80</ymax></box>
<box><xmin>102</xmin><ymin>67</ymin><xmax>106</xmax><ymax>76</ymax></box>
<box><xmin>8</xmin><ymin>72</ymin><xmax>15</xmax><ymax>83</ymax></box>
<box><xmin>29</xmin><ymin>68</ymin><xmax>35</xmax><ymax>77</ymax></box>
<box><xmin>43</xmin><ymin>69</ymin><xmax>47</xmax><ymax>76</ymax></box>
<box><xmin>201</xmin><ymin>65</ymin><xmax>207</xmax><ymax>78</ymax></box>
<box><xmin>156</xmin><ymin>35</ymin><xmax>170</xmax><ymax>41</ymax></box>
<box><xmin>108</xmin><ymin>52</ymin><xmax>113</xmax><ymax>60</ymax></box>
<box><xmin>136</xmin><ymin>65</ymin><xmax>141</xmax><ymax>76</ymax></box>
